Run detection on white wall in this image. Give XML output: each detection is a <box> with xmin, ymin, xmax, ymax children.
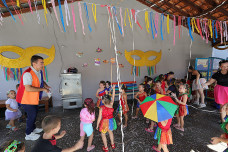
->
<box><xmin>0</xmin><ymin>0</ymin><xmax>212</xmax><ymax>106</ymax></box>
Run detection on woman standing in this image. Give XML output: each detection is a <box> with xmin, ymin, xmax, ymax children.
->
<box><xmin>204</xmin><ymin>60</ymin><xmax>228</xmax><ymax>122</ymax></box>
<box><xmin>188</xmin><ymin>66</ymin><xmax>208</xmax><ymax>108</ymax></box>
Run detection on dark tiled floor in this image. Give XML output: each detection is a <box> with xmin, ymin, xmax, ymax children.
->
<box><xmin>0</xmin><ymin>101</ymin><xmax>223</xmax><ymax>152</ymax></box>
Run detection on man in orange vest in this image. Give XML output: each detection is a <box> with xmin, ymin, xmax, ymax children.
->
<box><xmin>16</xmin><ymin>55</ymin><xmax>50</xmax><ymax>140</ymax></box>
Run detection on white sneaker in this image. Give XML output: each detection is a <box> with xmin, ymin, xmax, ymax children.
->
<box><xmin>32</xmin><ymin>128</ymin><xmax>43</xmax><ymax>134</ymax></box>
<box><xmin>193</xmin><ymin>101</ymin><xmax>199</xmax><ymax>105</ymax></box>
<box><xmin>199</xmin><ymin>103</ymin><xmax>206</xmax><ymax>108</ymax></box>
<box><xmin>25</xmin><ymin>132</ymin><xmax>40</xmax><ymax>141</ymax></box>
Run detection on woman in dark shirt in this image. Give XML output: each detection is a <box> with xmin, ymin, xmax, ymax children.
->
<box><xmin>204</xmin><ymin>60</ymin><xmax>228</xmax><ymax>122</ymax></box>
<box><xmin>188</xmin><ymin>66</ymin><xmax>208</xmax><ymax>108</ymax></box>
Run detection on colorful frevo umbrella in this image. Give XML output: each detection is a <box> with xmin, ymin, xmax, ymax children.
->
<box><xmin>140</xmin><ymin>94</ymin><xmax>178</xmax><ymax>122</ymax></box>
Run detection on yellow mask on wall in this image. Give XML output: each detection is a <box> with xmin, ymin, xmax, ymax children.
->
<box><xmin>125</xmin><ymin>49</ymin><xmax>162</xmax><ymax>67</ymax></box>
<box><xmin>0</xmin><ymin>45</ymin><xmax>55</xmax><ymax>68</ymax></box>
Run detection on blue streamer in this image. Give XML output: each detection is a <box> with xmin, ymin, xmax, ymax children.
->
<box><xmin>84</xmin><ymin>3</ymin><xmax>92</xmax><ymax>32</ymax></box>
<box><xmin>215</xmin><ymin>22</ymin><xmax>218</xmax><ymax>38</ymax></box>
<box><xmin>153</xmin><ymin>14</ymin><xmax>157</xmax><ymax>36</ymax></box>
<box><xmin>212</xmin><ymin>20</ymin><xmax>215</xmax><ymax>43</ymax></box>
<box><xmin>160</xmin><ymin>13</ymin><xmax>163</xmax><ymax>40</ymax></box>
<box><xmin>2</xmin><ymin>0</ymin><xmax>16</xmax><ymax>22</ymax></box>
<box><xmin>58</xmin><ymin>0</ymin><xmax>66</xmax><ymax>32</ymax></box>
<box><xmin>113</xmin><ymin>7</ymin><xmax>123</xmax><ymax>35</ymax></box>
<box><xmin>150</xmin><ymin>12</ymin><xmax>154</xmax><ymax>39</ymax></box>
<box><xmin>187</xmin><ymin>17</ymin><xmax>194</xmax><ymax>41</ymax></box>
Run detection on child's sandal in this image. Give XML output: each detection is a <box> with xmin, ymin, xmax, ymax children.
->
<box><xmin>11</xmin><ymin>127</ymin><xmax>18</xmax><ymax>131</ymax></box>
<box><xmin>102</xmin><ymin>146</ymin><xmax>108</xmax><ymax>152</ymax></box>
<box><xmin>152</xmin><ymin>146</ymin><xmax>161</xmax><ymax>152</ymax></box>
<box><xmin>111</xmin><ymin>144</ymin><xmax>116</xmax><ymax>149</ymax></box>
<box><xmin>6</xmin><ymin>124</ymin><xmax>11</xmax><ymax>129</ymax></box>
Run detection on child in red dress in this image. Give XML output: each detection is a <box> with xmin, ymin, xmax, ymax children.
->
<box><xmin>152</xmin><ymin>119</ymin><xmax>173</xmax><ymax>152</ymax></box>
<box><xmin>118</xmin><ymin>84</ymin><xmax>129</xmax><ymax>128</ymax></box>
<box><xmin>96</xmin><ymin>85</ymin><xmax>117</xmax><ymax>152</ymax></box>
<box><xmin>172</xmin><ymin>84</ymin><xmax>189</xmax><ymax>132</ymax></box>
<box><xmin>132</xmin><ymin>84</ymin><xmax>147</xmax><ymax>119</ymax></box>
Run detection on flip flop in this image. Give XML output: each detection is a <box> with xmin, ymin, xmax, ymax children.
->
<box><xmin>152</xmin><ymin>146</ymin><xmax>161</xmax><ymax>152</ymax></box>
<box><xmin>6</xmin><ymin>124</ymin><xmax>11</xmax><ymax>129</ymax></box>
<box><xmin>145</xmin><ymin>128</ymin><xmax>154</xmax><ymax>133</ymax></box>
<box><xmin>87</xmin><ymin>145</ymin><xmax>95</xmax><ymax>151</ymax></box>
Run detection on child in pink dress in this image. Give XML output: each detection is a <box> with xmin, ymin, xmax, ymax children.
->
<box><xmin>79</xmin><ymin>98</ymin><xmax>95</xmax><ymax>151</ymax></box>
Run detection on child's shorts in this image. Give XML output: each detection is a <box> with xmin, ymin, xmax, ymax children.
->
<box><xmin>137</xmin><ymin>101</ymin><xmax>140</xmax><ymax>108</ymax></box>
<box><xmin>80</xmin><ymin>122</ymin><xmax>93</xmax><ymax>137</ymax></box>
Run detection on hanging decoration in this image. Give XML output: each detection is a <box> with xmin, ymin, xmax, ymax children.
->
<box><xmin>120</xmin><ymin>7</ymin><xmax>124</xmax><ymax>37</ymax></box>
<box><xmin>92</xmin><ymin>3</ymin><xmax>97</xmax><ymax>24</ymax></box>
<box><xmin>42</xmin><ymin>66</ymin><xmax>48</xmax><ymax>82</ymax></box>
<box><xmin>131</xmin><ymin>9</ymin><xmax>143</xmax><ymax>30</ymax></box>
<box><xmin>34</xmin><ymin>0</ymin><xmax>41</xmax><ymax>24</ymax></box>
<box><xmin>173</xmin><ymin>15</ymin><xmax>176</xmax><ymax>45</ymax></box>
<box><xmin>124</xmin><ymin>8</ymin><xmax>132</xmax><ymax>29</ymax></box>
<box><xmin>96</xmin><ymin>47</ymin><xmax>103</xmax><ymax>53</ymax></box>
<box><xmin>41</xmin><ymin>0</ymin><xmax>48</xmax><ymax>25</ymax></box>
<box><xmin>110</xmin><ymin>58</ymin><xmax>116</xmax><ymax>64</ymax></box>
<box><xmin>84</xmin><ymin>2</ymin><xmax>92</xmax><ymax>32</ymax></box>
<box><xmin>2</xmin><ymin>67</ymin><xmax>22</xmax><ymax>81</ymax></box>
<box><xmin>147</xmin><ymin>66</ymin><xmax>156</xmax><ymax>76</ymax></box>
<box><xmin>113</xmin><ymin>7</ymin><xmax>122</xmax><ymax>35</ymax></box>
<box><xmin>71</xmin><ymin>1</ymin><xmax>76</xmax><ymax>32</ymax></box>
<box><xmin>117</xmin><ymin>51</ymin><xmax>122</xmax><ymax>56</ymax></box>
<box><xmin>145</xmin><ymin>11</ymin><xmax>150</xmax><ymax>33</ymax></box>
<box><xmin>64</xmin><ymin>0</ymin><xmax>71</xmax><ymax>26</ymax></box>
<box><xmin>78</xmin><ymin>2</ymin><xmax>85</xmax><ymax>35</ymax></box>
<box><xmin>94</xmin><ymin>58</ymin><xmax>101</xmax><ymax>66</ymax></box>
<box><xmin>160</xmin><ymin>13</ymin><xmax>164</xmax><ymax>40</ymax></box>
<box><xmin>16</xmin><ymin>0</ymin><xmax>20</xmax><ymax>7</ymax></box>
<box><xmin>119</xmin><ymin>64</ymin><xmax>124</xmax><ymax>68</ymax></box>
<box><xmin>150</xmin><ymin>11</ymin><xmax>154</xmax><ymax>39</ymax></box>
<box><xmin>10</xmin><ymin>0</ymin><xmax>23</xmax><ymax>25</ymax></box>
<box><xmin>76</xmin><ymin>52</ymin><xmax>83</xmax><ymax>57</ymax></box>
<box><xmin>167</xmin><ymin>14</ymin><xmax>169</xmax><ymax>34</ymax></box>
<box><xmin>0</xmin><ymin>45</ymin><xmax>55</xmax><ymax>68</ymax></box>
<box><xmin>82</xmin><ymin>63</ymin><xmax>88</xmax><ymax>67</ymax></box>
<box><xmin>125</xmin><ymin>49</ymin><xmax>161</xmax><ymax>76</ymax></box>
<box><xmin>28</xmin><ymin>0</ymin><xmax>33</xmax><ymax>14</ymax></box>
<box><xmin>51</xmin><ymin>0</ymin><xmax>62</xmax><ymax>31</ymax></box>
<box><xmin>2</xmin><ymin>0</ymin><xmax>16</xmax><ymax>22</ymax></box>
<box><xmin>58</xmin><ymin>0</ymin><xmax>66</xmax><ymax>32</ymax></box>
<box><xmin>103</xmin><ymin>60</ymin><xmax>109</xmax><ymax>63</ymax></box>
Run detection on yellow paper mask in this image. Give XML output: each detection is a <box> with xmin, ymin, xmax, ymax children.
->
<box><xmin>125</xmin><ymin>49</ymin><xmax>162</xmax><ymax>67</ymax></box>
<box><xmin>0</xmin><ymin>45</ymin><xmax>55</xmax><ymax>68</ymax></box>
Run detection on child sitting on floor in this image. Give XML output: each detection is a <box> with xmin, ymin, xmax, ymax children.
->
<box><xmin>96</xmin><ymin>85</ymin><xmax>117</xmax><ymax>152</ymax></box>
<box><xmin>153</xmin><ymin>119</ymin><xmax>173</xmax><ymax>152</ymax></box>
<box><xmin>172</xmin><ymin>84</ymin><xmax>189</xmax><ymax>132</ymax></box>
<box><xmin>132</xmin><ymin>84</ymin><xmax>147</xmax><ymax>119</ymax></box>
<box><xmin>96</xmin><ymin>81</ymin><xmax>107</xmax><ymax>108</ymax></box>
<box><xmin>32</xmin><ymin>115</ymin><xmax>83</xmax><ymax>152</ymax></box>
<box><xmin>79</xmin><ymin>98</ymin><xmax>95</xmax><ymax>151</ymax></box>
<box><xmin>117</xmin><ymin>84</ymin><xmax>129</xmax><ymax>128</ymax></box>
<box><xmin>5</xmin><ymin>90</ymin><xmax>22</xmax><ymax>131</ymax></box>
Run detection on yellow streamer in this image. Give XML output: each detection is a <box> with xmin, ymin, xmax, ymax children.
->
<box><xmin>92</xmin><ymin>3</ymin><xmax>97</xmax><ymax>23</ymax></box>
<box><xmin>42</xmin><ymin>0</ymin><xmax>48</xmax><ymax>26</ymax></box>
<box><xmin>167</xmin><ymin>14</ymin><xmax>169</xmax><ymax>34</ymax></box>
<box><xmin>16</xmin><ymin>0</ymin><xmax>20</xmax><ymax>7</ymax></box>
<box><xmin>145</xmin><ymin>11</ymin><xmax>150</xmax><ymax>33</ymax></box>
<box><xmin>209</xmin><ymin>19</ymin><xmax>212</xmax><ymax>38</ymax></box>
<box><xmin>191</xmin><ymin>18</ymin><xmax>194</xmax><ymax>33</ymax></box>
<box><xmin>193</xmin><ymin>18</ymin><xmax>199</xmax><ymax>33</ymax></box>
<box><xmin>124</xmin><ymin>8</ymin><xmax>132</xmax><ymax>28</ymax></box>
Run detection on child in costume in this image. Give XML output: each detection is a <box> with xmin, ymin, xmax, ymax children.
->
<box><xmin>105</xmin><ymin>81</ymin><xmax>112</xmax><ymax>95</ymax></box>
<box><xmin>172</xmin><ymin>84</ymin><xmax>189</xmax><ymax>132</ymax></box>
<box><xmin>145</xmin><ymin>81</ymin><xmax>164</xmax><ymax>132</ymax></box>
<box><xmin>132</xmin><ymin>84</ymin><xmax>147</xmax><ymax>119</ymax></box>
<box><xmin>32</xmin><ymin>115</ymin><xmax>83</xmax><ymax>152</ymax></box>
<box><xmin>79</xmin><ymin>98</ymin><xmax>95</xmax><ymax>151</ymax></box>
<box><xmin>153</xmin><ymin>119</ymin><xmax>173</xmax><ymax>152</ymax></box>
<box><xmin>96</xmin><ymin>85</ymin><xmax>117</xmax><ymax>152</ymax></box>
<box><xmin>159</xmin><ymin>75</ymin><xmax>166</xmax><ymax>94</ymax></box>
<box><xmin>153</xmin><ymin>80</ymin><xmax>164</xmax><ymax>95</ymax></box>
<box><xmin>96</xmin><ymin>81</ymin><xmax>106</xmax><ymax>108</ymax></box>
<box><xmin>5</xmin><ymin>90</ymin><xmax>22</xmax><ymax>131</ymax></box>
<box><xmin>117</xmin><ymin>84</ymin><xmax>129</xmax><ymax>128</ymax></box>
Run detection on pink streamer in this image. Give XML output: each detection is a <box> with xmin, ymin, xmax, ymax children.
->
<box><xmin>131</xmin><ymin>9</ymin><xmax>143</xmax><ymax>30</ymax></box>
<box><xmin>51</xmin><ymin>0</ymin><xmax>62</xmax><ymax>32</ymax></box>
<box><xmin>10</xmin><ymin>0</ymin><xmax>23</xmax><ymax>25</ymax></box>
<box><xmin>120</xmin><ymin>7</ymin><xmax>124</xmax><ymax>37</ymax></box>
<box><xmin>78</xmin><ymin>2</ymin><xmax>85</xmax><ymax>35</ymax></box>
<box><xmin>28</xmin><ymin>0</ymin><xmax>33</xmax><ymax>14</ymax></box>
<box><xmin>197</xmin><ymin>19</ymin><xmax>203</xmax><ymax>40</ymax></box>
<box><xmin>155</xmin><ymin>13</ymin><xmax>159</xmax><ymax>37</ymax></box>
<box><xmin>71</xmin><ymin>3</ymin><xmax>76</xmax><ymax>32</ymax></box>
<box><xmin>219</xmin><ymin>21</ymin><xmax>223</xmax><ymax>44</ymax></box>
<box><xmin>173</xmin><ymin>15</ymin><xmax>175</xmax><ymax>46</ymax></box>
